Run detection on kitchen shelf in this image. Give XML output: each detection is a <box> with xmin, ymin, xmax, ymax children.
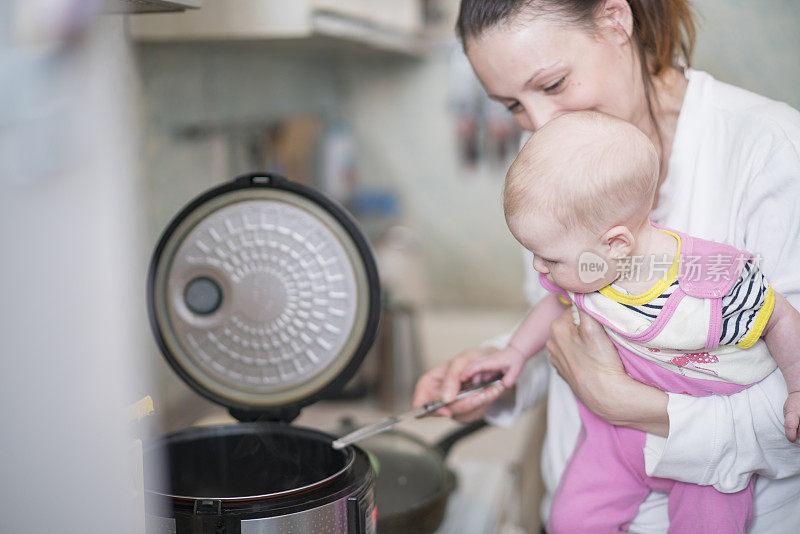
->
<box><xmin>104</xmin><ymin>0</ymin><xmax>201</xmax><ymax>14</ymax></box>
<box><xmin>128</xmin><ymin>0</ymin><xmax>429</xmax><ymax>56</ymax></box>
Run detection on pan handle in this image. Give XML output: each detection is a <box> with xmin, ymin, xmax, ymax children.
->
<box><xmin>434</xmin><ymin>419</ymin><xmax>489</xmax><ymax>458</ymax></box>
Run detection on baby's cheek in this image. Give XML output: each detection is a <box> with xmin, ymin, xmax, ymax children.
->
<box><xmin>555</xmin><ymin>264</ymin><xmax>576</xmax><ymax>283</ymax></box>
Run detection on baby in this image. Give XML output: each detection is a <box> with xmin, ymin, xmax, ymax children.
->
<box><xmin>461</xmin><ymin>111</ymin><xmax>800</xmax><ymax>533</ymax></box>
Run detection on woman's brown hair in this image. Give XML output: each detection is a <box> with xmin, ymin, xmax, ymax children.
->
<box><xmin>456</xmin><ymin>0</ymin><xmax>697</xmax><ymax>144</ymax></box>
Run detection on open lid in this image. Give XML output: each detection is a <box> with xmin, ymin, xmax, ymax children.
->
<box><xmin>147</xmin><ymin>173</ymin><xmax>380</xmax><ymax>421</ymax></box>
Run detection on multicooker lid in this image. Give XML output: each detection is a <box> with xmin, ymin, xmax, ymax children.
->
<box><xmin>147</xmin><ymin>173</ymin><xmax>380</xmax><ymax>420</ymax></box>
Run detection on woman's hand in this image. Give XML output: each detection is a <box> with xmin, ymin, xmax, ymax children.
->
<box><xmin>547</xmin><ymin>307</ymin><xmax>670</xmax><ymax>437</ymax></box>
<box><xmin>412</xmin><ymin>345</ymin><xmax>508</xmax><ymax>423</ymax></box>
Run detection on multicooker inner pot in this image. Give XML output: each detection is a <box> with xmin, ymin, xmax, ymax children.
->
<box><xmin>144</xmin><ymin>173</ymin><xmax>381</xmax><ymax>534</ymax></box>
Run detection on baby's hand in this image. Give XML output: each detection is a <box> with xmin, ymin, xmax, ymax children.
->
<box><xmin>459</xmin><ymin>345</ymin><xmax>527</xmax><ymax>389</ymax></box>
<box><xmin>784</xmin><ymin>392</ymin><xmax>800</xmax><ymax>442</ymax></box>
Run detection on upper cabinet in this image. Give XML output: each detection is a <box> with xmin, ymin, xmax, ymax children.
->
<box><xmin>128</xmin><ymin>0</ymin><xmax>428</xmax><ymax>55</ymax></box>
<box><xmin>105</xmin><ymin>0</ymin><xmax>202</xmax><ymax>14</ymax></box>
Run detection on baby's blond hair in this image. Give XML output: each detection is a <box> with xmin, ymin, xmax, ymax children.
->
<box><xmin>504</xmin><ymin>111</ymin><xmax>659</xmax><ymax>235</ymax></box>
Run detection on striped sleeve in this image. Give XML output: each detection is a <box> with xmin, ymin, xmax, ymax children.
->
<box><xmin>719</xmin><ymin>261</ymin><xmax>775</xmax><ymax>347</ymax></box>
<box><xmin>618</xmin><ymin>280</ymin><xmax>679</xmax><ymax>319</ymax></box>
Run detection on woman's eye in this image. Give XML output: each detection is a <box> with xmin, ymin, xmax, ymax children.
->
<box><xmin>543</xmin><ymin>76</ymin><xmax>566</xmax><ymax>93</ymax></box>
<box><xmin>506</xmin><ymin>101</ymin><xmax>522</xmax><ymax>112</ymax></box>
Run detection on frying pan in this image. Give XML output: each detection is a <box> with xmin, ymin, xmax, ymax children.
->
<box><xmin>339</xmin><ymin>419</ymin><xmax>489</xmax><ymax>533</ymax></box>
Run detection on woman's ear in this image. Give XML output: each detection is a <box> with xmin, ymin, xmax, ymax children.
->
<box><xmin>602</xmin><ymin>225</ymin><xmax>635</xmax><ymax>260</ymax></box>
<box><xmin>596</xmin><ymin>0</ymin><xmax>634</xmax><ymax>44</ymax></box>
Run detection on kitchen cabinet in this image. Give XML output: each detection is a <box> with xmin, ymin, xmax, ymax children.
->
<box><xmin>128</xmin><ymin>0</ymin><xmax>428</xmax><ymax>55</ymax></box>
<box><xmin>105</xmin><ymin>0</ymin><xmax>201</xmax><ymax>14</ymax></box>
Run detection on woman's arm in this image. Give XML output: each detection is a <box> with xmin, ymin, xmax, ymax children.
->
<box><xmin>545</xmin><ymin>307</ymin><xmax>670</xmax><ymax>436</ymax></box>
<box><xmin>644</xmin><ymin>369</ymin><xmax>800</xmax><ymax>493</ymax></box>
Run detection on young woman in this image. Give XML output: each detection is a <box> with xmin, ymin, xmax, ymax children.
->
<box><xmin>412</xmin><ymin>1</ymin><xmax>800</xmax><ymax>531</ymax></box>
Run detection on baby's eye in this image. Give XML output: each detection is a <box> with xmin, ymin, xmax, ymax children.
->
<box><xmin>506</xmin><ymin>100</ymin><xmax>522</xmax><ymax>112</ymax></box>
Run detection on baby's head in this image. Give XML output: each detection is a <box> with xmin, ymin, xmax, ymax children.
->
<box><xmin>504</xmin><ymin>111</ymin><xmax>659</xmax><ymax>292</ymax></box>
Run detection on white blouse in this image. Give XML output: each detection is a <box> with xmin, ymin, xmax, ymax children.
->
<box><xmin>484</xmin><ymin>69</ymin><xmax>800</xmax><ymax>532</ymax></box>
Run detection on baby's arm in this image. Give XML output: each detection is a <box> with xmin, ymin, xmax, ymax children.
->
<box><xmin>461</xmin><ymin>293</ymin><xmax>567</xmax><ymax>387</ymax></box>
<box><xmin>762</xmin><ymin>291</ymin><xmax>800</xmax><ymax>441</ymax></box>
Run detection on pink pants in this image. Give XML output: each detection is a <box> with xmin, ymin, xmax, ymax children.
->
<box><xmin>547</xmin><ymin>345</ymin><xmax>756</xmax><ymax>534</ymax></box>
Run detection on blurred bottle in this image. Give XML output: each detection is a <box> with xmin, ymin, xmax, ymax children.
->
<box><xmin>318</xmin><ymin>119</ymin><xmax>359</xmax><ymax>204</ymax></box>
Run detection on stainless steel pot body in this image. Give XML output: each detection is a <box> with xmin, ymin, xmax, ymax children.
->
<box><xmin>144</xmin><ymin>423</ymin><xmax>376</xmax><ymax>534</ymax></box>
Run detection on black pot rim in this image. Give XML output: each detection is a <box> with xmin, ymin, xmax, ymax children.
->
<box><xmin>144</xmin><ymin>422</ymin><xmax>357</xmax><ymax>503</ymax></box>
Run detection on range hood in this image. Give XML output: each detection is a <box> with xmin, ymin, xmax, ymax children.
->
<box><xmin>104</xmin><ymin>0</ymin><xmax>201</xmax><ymax>14</ymax></box>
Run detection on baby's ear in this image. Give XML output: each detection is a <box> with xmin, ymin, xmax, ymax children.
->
<box><xmin>602</xmin><ymin>225</ymin><xmax>635</xmax><ymax>259</ymax></box>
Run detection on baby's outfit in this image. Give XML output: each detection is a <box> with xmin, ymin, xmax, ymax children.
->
<box><xmin>540</xmin><ymin>223</ymin><xmax>776</xmax><ymax>534</ymax></box>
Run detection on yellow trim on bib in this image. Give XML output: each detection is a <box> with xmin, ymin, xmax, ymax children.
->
<box><xmin>557</xmin><ymin>295</ymin><xmax>572</xmax><ymax>306</ymax></box>
<box><xmin>736</xmin><ymin>284</ymin><xmax>775</xmax><ymax>349</ymax></box>
<box><xmin>598</xmin><ymin>229</ymin><xmax>682</xmax><ymax>305</ymax></box>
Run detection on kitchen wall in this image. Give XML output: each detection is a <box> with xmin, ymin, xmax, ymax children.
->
<box><xmin>135</xmin><ymin>40</ymin><xmax>525</xmax><ymax>313</ymax></box>
<box><xmin>137</xmin><ymin>41</ymin><xmax>345</xmax><ymax>239</ymax></box>
<box><xmin>692</xmin><ymin>0</ymin><xmax>800</xmax><ymax>109</ymax></box>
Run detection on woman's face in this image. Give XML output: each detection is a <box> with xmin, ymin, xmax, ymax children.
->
<box><xmin>465</xmin><ymin>14</ymin><xmax>646</xmax><ymax>132</ymax></box>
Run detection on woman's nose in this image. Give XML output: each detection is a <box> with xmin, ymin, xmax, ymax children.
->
<box><xmin>518</xmin><ymin>100</ymin><xmax>561</xmax><ymax>131</ymax></box>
